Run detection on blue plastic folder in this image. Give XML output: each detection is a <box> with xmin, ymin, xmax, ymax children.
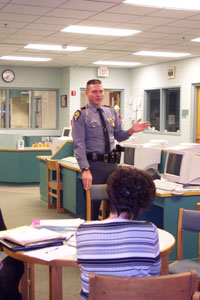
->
<box><xmin>0</xmin><ymin>238</ymin><xmax>64</xmax><ymax>251</ymax></box>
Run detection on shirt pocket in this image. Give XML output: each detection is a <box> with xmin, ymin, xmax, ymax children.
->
<box><xmin>87</xmin><ymin>121</ymin><xmax>103</xmax><ymax>137</ymax></box>
<box><xmin>106</xmin><ymin>118</ymin><xmax>115</xmax><ymax>133</ymax></box>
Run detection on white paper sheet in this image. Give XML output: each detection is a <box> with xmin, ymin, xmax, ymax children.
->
<box><xmin>23</xmin><ymin>244</ymin><xmax>77</xmax><ymax>261</ymax></box>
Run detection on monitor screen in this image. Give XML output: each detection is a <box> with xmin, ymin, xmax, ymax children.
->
<box><xmin>62</xmin><ymin>127</ymin><xmax>70</xmax><ymax>137</ymax></box>
<box><xmin>166</xmin><ymin>153</ymin><xmax>183</xmax><ymax>176</ymax></box>
<box><xmin>124</xmin><ymin>147</ymin><xmax>135</xmax><ymax>165</ymax></box>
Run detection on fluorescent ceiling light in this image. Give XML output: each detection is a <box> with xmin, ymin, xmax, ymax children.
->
<box><xmin>191</xmin><ymin>37</ymin><xmax>200</xmax><ymax>42</ymax></box>
<box><xmin>123</xmin><ymin>0</ymin><xmax>200</xmax><ymax>10</ymax></box>
<box><xmin>61</xmin><ymin>25</ymin><xmax>140</xmax><ymax>37</ymax></box>
<box><xmin>134</xmin><ymin>51</ymin><xmax>191</xmax><ymax>58</ymax></box>
<box><xmin>93</xmin><ymin>61</ymin><xmax>142</xmax><ymax>67</ymax></box>
<box><xmin>0</xmin><ymin>56</ymin><xmax>52</xmax><ymax>62</ymax></box>
<box><xmin>25</xmin><ymin>44</ymin><xmax>87</xmax><ymax>51</ymax></box>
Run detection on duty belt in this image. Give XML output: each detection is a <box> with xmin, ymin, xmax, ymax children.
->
<box><xmin>87</xmin><ymin>152</ymin><xmax>121</xmax><ymax>163</ymax></box>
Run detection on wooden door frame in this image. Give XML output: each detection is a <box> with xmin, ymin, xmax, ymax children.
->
<box><xmin>192</xmin><ymin>84</ymin><xmax>200</xmax><ymax>143</ymax></box>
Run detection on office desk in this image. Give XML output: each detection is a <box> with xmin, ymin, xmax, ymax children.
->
<box><xmin>0</xmin><ymin>148</ymin><xmax>51</xmax><ymax>183</ymax></box>
<box><xmin>3</xmin><ymin>228</ymin><xmax>175</xmax><ymax>300</ymax></box>
<box><xmin>139</xmin><ymin>189</ymin><xmax>200</xmax><ymax>262</ymax></box>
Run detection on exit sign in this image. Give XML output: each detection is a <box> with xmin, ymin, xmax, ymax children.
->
<box><xmin>97</xmin><ymin>67</ymin><xmax>109</xmax><ymax>77</ymax></box>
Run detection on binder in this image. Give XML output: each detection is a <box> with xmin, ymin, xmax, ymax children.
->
<box><xmin>0</xmin><ymin>238</ymin><xmax>64</xmax><ymax>252</ymax></box>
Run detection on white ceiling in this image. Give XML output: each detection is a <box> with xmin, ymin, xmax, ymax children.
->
<box><xmin>1</xmin><ymin>0</ymin><xmax>200</xmax><ymax>68</ymax></box>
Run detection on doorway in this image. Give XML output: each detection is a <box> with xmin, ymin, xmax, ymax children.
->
<box><xmin>196</xmin><ymin>87</ymin><xmax>200</xmax><ymax>143</ymax></box>
<box><xmin>81</xmin><ymin>89</ymin><xmax>121</xmax><ymax>110</ymax></box>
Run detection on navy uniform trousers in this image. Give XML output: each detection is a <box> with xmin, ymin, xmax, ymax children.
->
<box><xmin>88</xmin><ymin>160</ymin><xmax>118</xmax><ymax>220</ymax></box>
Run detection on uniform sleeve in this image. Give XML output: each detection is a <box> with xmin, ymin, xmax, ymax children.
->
<box><xmin>72</xmin><ymin>111</ymin><xmax>90</xmax><ymax>169</ymax></box>
<box><xmin>149</xmin><ymin>224</ymin><xmax>161</xmax><ymax>276</ymax></box>
<box><xmin>113</xmin><ymin>109</ymin><xmax>130</xmax><ymax>142</ymax></box>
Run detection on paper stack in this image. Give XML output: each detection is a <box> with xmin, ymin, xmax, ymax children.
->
<box><xmin>0</xmin><ymin>226</ymin><xmax>66</xmax><ymax>251</ymax></box>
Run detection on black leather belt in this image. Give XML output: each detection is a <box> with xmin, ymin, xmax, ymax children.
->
<box><xmin>87</xmin><ymin>152</ymin><xmax>121</xmax><ymax>163</ymax></box>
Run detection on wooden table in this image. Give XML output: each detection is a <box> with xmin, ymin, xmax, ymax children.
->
<box><xmin>3</xmin><ymin>228</ymin><xmax>175</xmax><ymax>300</ymax></box>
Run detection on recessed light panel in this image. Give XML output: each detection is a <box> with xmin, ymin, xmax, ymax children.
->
<box><xmin>61</xmin><ymin>25</ymin><xmax>140</xmax><ymax>37</ymax></box>
<box><xmin>124</xmin><ymin>0</ymin><xmax>200</xmax><ymax>10</ymax></box>
<box><xmin>0</xmin><ymin>56</ymin><xmax>52</xmax><ymax>62</ymax></box>
<box><xmin>93</xmin><ymin>61</ymin><xmax>142</xmax><ymax>67</ymax></box>
<box><xmin>133</xmin><ymin>51</ymin><xmax>190</xmax><ymax>58</ymax></box>
<box><xmin>25</xmin><ymin>44</ymin><xmax>87</xmax><ymax>51</ymax></box>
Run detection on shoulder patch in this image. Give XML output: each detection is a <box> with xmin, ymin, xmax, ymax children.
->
<box><xmin>73</xmin><ymin>109</ymin><xmax>81</xmax><ymax>122</ymax></box>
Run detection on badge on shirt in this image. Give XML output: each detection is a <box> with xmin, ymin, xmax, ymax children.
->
<box><xmin>73</xmin><ymin>110</ymin><xmax>81</xmax><ymax>122</ymax></box>
<box><xmin>107</xmin><ymin>118</ymin><xmax>115</xmax><ymax>127</ymax></box>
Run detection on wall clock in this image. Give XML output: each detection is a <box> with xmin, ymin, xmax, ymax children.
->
<box><xmin>2</xmin><ymin>69</ymin><xmax>15</xmax><ymax>83</ymax></box>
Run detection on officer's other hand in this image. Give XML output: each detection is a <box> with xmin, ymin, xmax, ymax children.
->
<box><xmin>82</xmin><ymin>170</ymin><xmax>93</xmax><ymax>190</ymax></box>
<box><xmin>129</xmin><ymin>118</ymin><xmax>149</xmax><ymax>135</ymax></box>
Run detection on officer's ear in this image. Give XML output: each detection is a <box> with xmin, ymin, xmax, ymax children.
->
<box><xmin>86</xmin><ymin>90</ymin><xmax>89</xmax><ymax>97</ymax></box>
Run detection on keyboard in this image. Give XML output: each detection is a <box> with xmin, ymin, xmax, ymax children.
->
<box><xmin>154</xmin><ymin>179</ymin><xmax>183</xmax><ymax>191</ymax></box>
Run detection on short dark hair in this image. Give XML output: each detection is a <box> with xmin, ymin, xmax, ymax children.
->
<box><xmin>106</xmin><ymin>167</ymin><xmax>156</xmax><ymax>220</ymax></box>
<box><xmin>86</xmin><ymin>79</ymin><xmax>102</xmax><ymax>89</ymax></box>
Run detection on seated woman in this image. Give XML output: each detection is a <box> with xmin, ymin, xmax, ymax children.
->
<box><xmin>76</xmin><ymin>167</ymin><xmax>161</xmax><ymax>300</ymax></box>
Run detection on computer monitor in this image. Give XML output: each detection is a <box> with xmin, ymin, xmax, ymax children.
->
<box><xmin>62</xmin><ymin>127</ymin><xmax>70</xmax><ymax>137</ymax></box>
<box><xmin>51</xmin><ymin>137</ymin><xmax>72</xmax><ymax>154</ymax></box>
<box><xmin>164</xmin><ymin>149</ymin><xmax>200</xmax><ymax>185</ymax></box>
<box><xmin>179</xmin><ymin>143</ymin><xmax>200</xmax><ymax>153</ymax></box>
<box><xmin>120</xmin><ymin>143</ymin><xmax>162</xmax><ymax>170</ymax></box>
<box><xmin>165</xmin><ymin>144</ymin><xmax>200</xmax><ymax>153</ymax></box>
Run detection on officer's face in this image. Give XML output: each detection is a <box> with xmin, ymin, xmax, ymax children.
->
<box><xmin>86</xmin><ymin>84</ymin><xmax>104</xmax><ymax>107</ymax></box>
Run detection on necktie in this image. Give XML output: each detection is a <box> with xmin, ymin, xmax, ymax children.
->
<box><xmin>97</xmin><ymin>108</ymin><xmax>110</xmax><ymax>153</ymax></box>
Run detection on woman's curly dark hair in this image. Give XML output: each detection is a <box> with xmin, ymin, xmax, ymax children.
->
<box><xmin>106</xmin><ymin>166</ymin><xmax>156</xmax><ymax>220</ymax></box>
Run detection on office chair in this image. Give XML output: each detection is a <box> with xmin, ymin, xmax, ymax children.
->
<box><xmin>46</xmin><ymin>159</ymin><xmax>66</xmax><ymax>214</ymax></box>
<box><xmin>169</xmin><ymin>205</ymin><xmax>200</xmax><ymax>287</ymax></box>
<box><xmin>85</xmin><ymin>184</ymin><xmax>109</xmax><ymax>221</ymax></box>
<box><xmin>88</xmin><ymin>270</ymin><xmax>200</xmax><ymax>300</ymax></box>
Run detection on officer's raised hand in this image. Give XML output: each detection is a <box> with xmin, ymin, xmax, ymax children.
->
<box><xmin>129</xmin><ymin>118</ymin><xmax>149</xmax><ymax>135</ymax></box>
<box><xmin>82</xmin><ymin>169</ymin><xmax>93</xmax><ymax>190</ymax></box>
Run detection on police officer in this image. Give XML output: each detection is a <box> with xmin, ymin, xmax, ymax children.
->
<box><xmin>72</xmin><ymin>79</ymin><xmax>149</xmax><ymax>218</ymax></box>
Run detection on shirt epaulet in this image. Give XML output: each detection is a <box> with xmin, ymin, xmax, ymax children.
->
<box><xmin>103</xmin><ymin>105</ymin><xmax>111</xmax><ymax>108</ymax></box>
<box><xmin>80</xmin><ymin>106</ymin><xmax>86</xmax><ymax>110</ymax></box>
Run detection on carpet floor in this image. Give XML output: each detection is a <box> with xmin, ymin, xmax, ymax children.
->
<box><xmin>0</xmin><ymin>185</ymin><xmax>81</xmax><ymax>300</ymax></box>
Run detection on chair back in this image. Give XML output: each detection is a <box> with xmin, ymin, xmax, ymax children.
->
<box><xmin>181</xmin><ymin>209</ymin><xmax>200</xmax><ymax>232</ymax></box>
<box><xmin>177</xmin><ymin>208</ymin><xmax>200</xmax><ymax>260</ymax></box>
<box><xmin>86</xmin><ymin>184</ymin><xmax>108</xmax><ymax>221</ymax></box>
<box><xmin>46</xmin><ymin>159</ymin><xmax>61</xmax><ymax>184</ymax></box>
<box><xmin>89</xmin><ymin>270</ymin><xmax>200</xmax><ymax>300</ymax></box>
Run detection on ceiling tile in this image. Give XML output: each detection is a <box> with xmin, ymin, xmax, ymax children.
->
<box><xmin>1</xmin><ymin>4</ymin><xmax>52</xmax><ymax>15</ymax></box>
<box><xmin>11</xmin><ymin>0</ymin><xmax>67</xmax><ymax>7</ymax></box>
<box><xmin>47</xmin><ymin>8</ymin><xmax>96</xmax><ymax>18</ymax></box>
<box><xmin>106</xmin><ymin>3</ymin><xmax>160</xmax><ymax>15</ymax></box>
<box><xmin>0</xmin><ymin>12</ymin><xmax>39</xmax><ymax>21</ymax></box>
<box><xmin>167</xmin><ymin>19</ymin><xmax>200</xmax><ymax>28</ymax></box>
<box><xmin>60</xmin><ymin>0</ymin><xmax>115</xmax><ymax>11</ymax></box>
<box><xmin>34</xmin><ymin>16</ymin><xmax>79</xmax><ymax>26</ymax></box>
<box><xmin>89</xmin><ymin>12</ymin><xmax>137</xmax><ymax>22</ymax></box>
<box><xmin>149</xmin><ymin>26</ymin><xmax>189</xmax><ymax>34</ymax></box>
<box><xmin>149</xmin><ymin>9</ymin><xmax>199</xmax><ymax>19</ymax></box>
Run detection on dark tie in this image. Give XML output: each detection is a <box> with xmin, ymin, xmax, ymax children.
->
<box><xmin>97</xmin><ymin>108</ymin><xmax>110</xmax><ymax>153</ymax></box>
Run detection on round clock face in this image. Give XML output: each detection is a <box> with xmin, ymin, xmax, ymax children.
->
<box><xmin>2</xmin><ymin>69</ymin><xmax>15</xmax><ymax>83</ymax></box>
